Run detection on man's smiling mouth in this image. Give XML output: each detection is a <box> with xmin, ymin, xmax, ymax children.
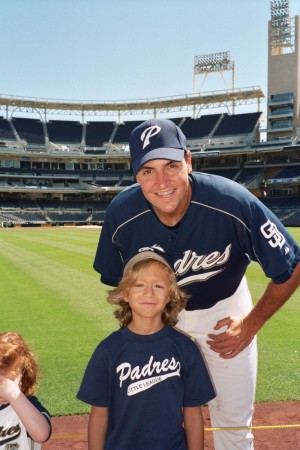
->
<box><xmin>157</xmin><ymin>190</ymin><xmax>175</xmax><ymax>197</ymax></box>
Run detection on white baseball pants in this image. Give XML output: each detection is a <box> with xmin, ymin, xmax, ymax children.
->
<box><xmin>177</xmin><ymin>276</ymin><xmax>257</xmax><ymax>450</ymax></box>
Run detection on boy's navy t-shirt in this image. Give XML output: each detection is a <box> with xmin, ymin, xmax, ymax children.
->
<box><xmin>77</xmin><ymin>326</ymin><xmax>215</xmax><ymax>450</ymax></box>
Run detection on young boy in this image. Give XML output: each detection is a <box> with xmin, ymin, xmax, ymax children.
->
<box><xmin>77</xmin><ymin>248</ymin><xmax>216</xmax><ymax>450</ymax></box>
<box><xmin>0</xmin><ymin>331</ymin><xmax>51</xmax><ymax>450</ymax></box>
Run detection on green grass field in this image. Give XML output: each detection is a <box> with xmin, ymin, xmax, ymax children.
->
<box><xmin>0</xmin><ymin>226</ymin><xmax>299</xmax><ymax>416</ymax></box>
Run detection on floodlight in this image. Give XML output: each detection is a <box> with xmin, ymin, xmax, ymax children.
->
<box><xmin>270</xmin><ymin>0</ymin><xmax>294</xmax><ymax>51</ymax></box>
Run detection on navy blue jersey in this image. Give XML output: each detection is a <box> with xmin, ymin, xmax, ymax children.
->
<box><xmin>77</xmin><ymin>326</ymin><xmax>215</xmax><ymax>450</ymax></box>
<box><xmin>94</xmin><ymin>172</ymin><xmax>300</xmax><ymax>310</ymax></box>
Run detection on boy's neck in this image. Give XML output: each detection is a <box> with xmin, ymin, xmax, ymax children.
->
<box><xmin>127</xmin><ymin>320</ymin><xmax>165</xmax><ymax>335</ymax></box>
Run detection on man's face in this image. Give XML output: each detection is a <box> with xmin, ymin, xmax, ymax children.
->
<box><xmin>136</xmin><ymin>151</ymin><xmax>192</xmax><ymax>225</ymax></box>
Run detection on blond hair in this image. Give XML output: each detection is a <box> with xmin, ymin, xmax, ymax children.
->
<box><xmin>108</xmin><ymin>259</ymin><xmax>189</xmax><ymax>327</ymax></box>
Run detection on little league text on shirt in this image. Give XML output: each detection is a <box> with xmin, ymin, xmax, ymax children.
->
<box><xmin>127</xmin><ymin>371</ymin><xmax>180</xmax><ymax>396</ymax></box>
<box><xmin>116</xmin><ymin>355</ymin><xmax>181</xmax><ymax>388</ymax></box>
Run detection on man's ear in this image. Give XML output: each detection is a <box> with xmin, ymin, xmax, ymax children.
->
<box><xmin>185</xmin><ymin>150</ymin><xmax>192</xmax><ymax>173</ymax></box>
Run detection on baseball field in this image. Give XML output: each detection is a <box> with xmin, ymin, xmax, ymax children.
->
<box><xmin>1</xmin><ymin>226</ymin><xmax>299</xmax><ymax>417</ymax></box>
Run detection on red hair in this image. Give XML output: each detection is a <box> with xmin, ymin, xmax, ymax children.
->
<box><xmin>0</xmin><ymin>332</ymin><xmax>39</xmax><ymax>397</ymax></box>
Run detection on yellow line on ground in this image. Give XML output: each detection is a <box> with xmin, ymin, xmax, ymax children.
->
<box><xmin>50</xmin><ymin>434</ymin><xmax>86</xmax><ymax>440</ymax></box>
<box><xmin>50</xmin><ymin>424</ymin><xmax>300</xmax><ymax>440</ymax></box>
<box><xmin>205</xmin><ymin>424</ymin><xmax>300</xmax><ymax>432</ymax></box>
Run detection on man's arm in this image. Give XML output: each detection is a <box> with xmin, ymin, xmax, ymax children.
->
<box><xmin>88</xmin><ymin>406</ymin><xmax>108</xmax><ymax>450</ymax></box>
<box><xmin>183</xmin><ymin>406</ymin><xmax>204</xmax><ymax>450</ymax></box>
<box><xmin>207</xmin><ymin>260</ymin><xmax>300</xmax><ymax>359</ymax></box>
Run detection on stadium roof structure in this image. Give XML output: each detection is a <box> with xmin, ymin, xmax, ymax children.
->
<box><xmin>0</xmin><ymin>86</ymin><xmax>264</xmax><ymax>119</ymax></box>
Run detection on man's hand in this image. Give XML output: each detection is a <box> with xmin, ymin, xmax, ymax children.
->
<box><xmin>206</xmin><ymin>316</ymin><xmax>256</xmax><ymax>359</ymax></box>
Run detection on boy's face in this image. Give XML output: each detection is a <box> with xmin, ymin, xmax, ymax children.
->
<box><xmin>124</xmin><ymin>261</ymin><xmax>171</xmax><ymax>323</ymax></box>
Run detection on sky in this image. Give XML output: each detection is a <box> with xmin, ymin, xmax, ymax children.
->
<box><xmin>1</xmin><ymin>0</ymin><xmax>300</xmax><ymax>114</ymax></box>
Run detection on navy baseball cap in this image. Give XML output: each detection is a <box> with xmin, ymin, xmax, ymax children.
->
<box><xmin>129</xmin><ymin>118</ymin><xmax>187</xmax><ymax>176</ymax></box>
<box><xmin>123</xmin><ymin>246</ymin><xmax>174</xmax><ymax>276</ymax></box>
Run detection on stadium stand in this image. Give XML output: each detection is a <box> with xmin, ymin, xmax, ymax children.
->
<box><xmin>213</xmin><ymin>112</ymin><xmax>261</xmax><ymax>136</ymax></box>
<box><xmin>113</xmin><ymin>121</ymin><xmax>143</xmax><ymax>143</ymax></box>
<box><xmin>1</xmin><ymin>0</ymin><xmax>300</xmax><ymax>228</ymax></box>
<box><xmin>235</xmin><ymin>167</ymin><xmax>264</xmax><ymax>184</ymax></box>
<box><xmin>181</xmin><ymin>114</ymin><xmax>222</xmax><ymax>138</ymax></box>
<box><xmin>271</xmin><ymin>165</ymin><xmax>300</xmax><ymax>180</ymax></box>
<box><xmin>47</xmin><ymin>212</ymin><xmax>90</xmax><ymax>223</ymax></box>
<box><xmin>0</xmin><ymin>116</ymin><xmax>16</xmax><ymax>141</ymax></box>
<box><xmin>47</xmin><ymin>120</ymin><xmax>83</xmax><ymax>144</ymax></box>
<box><xmin>283</xmin><ymin>211</ymin><xmax>300</xmax><ymax>226</ymax></box>
<box><xmin>13</xmin><ymin>117</ymin><xmax>45</xmax><ymax>144</ymax></box>
<box><xmin>85</xmin><ymin>121</ymin><xmax>115</xmax><ymax>147</ymax></box>
<box><xmin>201</xmin><ymin>168</ymin><xmax>239</xmax><ymax>180</ymax></box>
<box><xmin>0</xmin><ymin>111</ymin><xmax>299</xmax><ymax>226</ymax></box>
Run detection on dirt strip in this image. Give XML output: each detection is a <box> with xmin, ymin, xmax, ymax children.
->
<box><xmin>43</xmin><ymin>400</ymin><xmax>300</xmax><ymax>449</ymax></box>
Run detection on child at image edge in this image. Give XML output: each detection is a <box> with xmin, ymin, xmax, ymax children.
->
<box><xmin>77</xmin><ymin>248</ymin><xmax>216</xmax><ymax>450</ymax></box>
<box><xmin>0</xmin><ymin>331</ymin><xmax>51</xmax><ymax>450</ymax></box>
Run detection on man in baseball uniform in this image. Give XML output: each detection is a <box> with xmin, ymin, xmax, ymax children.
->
<box><xmin>93</xmin><ymin>118</ymin><xmax>300</xmax><ymax>449</ymax></box>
